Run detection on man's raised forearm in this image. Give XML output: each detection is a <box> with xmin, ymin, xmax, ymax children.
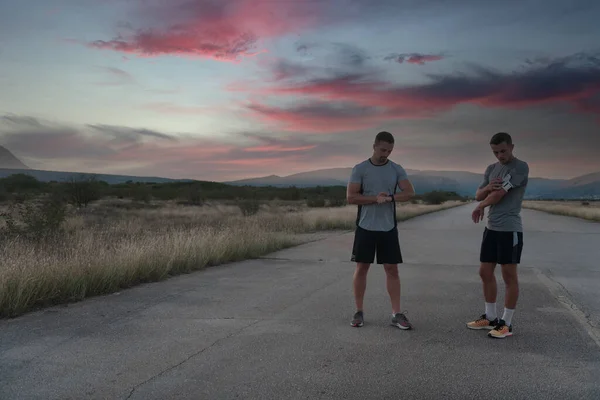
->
<box><xmin>475</xmin><ymin>187</ymin><xmax>490</xmax><ymax>201</ymax></box>
<box><xmin>347</xmin><ymin>194</ymin><xmax>378</xmax><ymax>205</ymax></box>
<box><xmin>477</xmin><ymin>190</ymin><xmax>504</xmax><ymax>209</ymax></box>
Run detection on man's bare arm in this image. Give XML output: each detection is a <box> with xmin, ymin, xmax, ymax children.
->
<box><xmin>393</xmin><ymin>179</ymin><xmax>415</xmax><ymax>202</ymax></box>
<box><xmin>347</xmin><ymin>182</ymin><xmax>379</xmax><ymax>205</ymax></box>
<box><xmin>476</xmin><ymin>188</ymin><xmax>506</xmax><ymax>209</ymax></box>
<box><xmin>475</xmin><ymin>186</ymin><xmax>490</xmax><ymax>201</ymax></box>
<box><xmin>475</xmin><ymin>178</ymin><xmax>502</xmax><ymax>201</ymax></box>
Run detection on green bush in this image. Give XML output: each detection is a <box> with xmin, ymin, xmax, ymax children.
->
<box><xmin>0</xmin><ymin>193</ymin><xmax>68</xmax><ymax>242</ymax></box>
<box><xmin>328</xmin><ymin>198</ymin><xmax>346</xmax><ymax>207</ymax></box>
<box><xmin>421</xmin><ymin>191</ymin><xmax>447</xmax><ymax>205</ymax></box>
<box><xmin>0</xmin><ymin>173</ymin><xmax>43</xmax><ymax>193</ymax></box>
<box><xmin>307</xmin><ymin>198</ymin><xmax>326</xmax><ymax>208</ymax></box>
<box><xmin>238</xmin><ymin>199</ymin><xmax>260</xmax><ymax>216</ymax></box>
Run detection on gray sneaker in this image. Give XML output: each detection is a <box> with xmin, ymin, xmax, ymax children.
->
<box><xmin>391</xmin><ymin>312</ymin><xmax>412</xmax><ymax>330</ymax></box>
<box><xmin>351</xmin><ymin>311</ymin><xmax>364</xmax><ymax>327</ymax></box>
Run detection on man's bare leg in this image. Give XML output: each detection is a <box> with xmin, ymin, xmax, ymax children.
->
<box><xmin>383</xmin><ymin>263</ymin><xmax>400</xmax><ymax>313</ymax></box>
<box><xmin>480</xmin><ymin>262</ymin><xmax>497</xmax><ymax>304</ymax></box>
<box><xmin>385</xmin><ymin>263</ymin><xmax>412</xmax><ymax>329</ymax></box>
<box><xmin>467</xmin><ymin>262</ymin><xmax>498</xmax><ymax>329</ymax></box>
<box><xmin>500</xmin><ymin>264</ymin><xmax>518</xmax><ymax>324</ymax></box>
<box><xmin>353</xmin><ymin>263</ymin><xmax>370</xmax><ymax>311</ymax></box>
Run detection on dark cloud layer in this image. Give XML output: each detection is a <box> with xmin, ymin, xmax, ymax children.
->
<box><xmin>384</xmin><ymin>53</ymin><xmax>444</xmax><ymax>65</ymax></box>
<box><xmin>238</xmin><ymin>52</ymin><xmax>600</xmax><ymax>132</ymax></box>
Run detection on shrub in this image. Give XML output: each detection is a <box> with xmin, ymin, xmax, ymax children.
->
<box><xmin>328</xmin><ymin>198</ymin><xmax>346</xmax><ymax>207</ymax></box>
<box><xmin>307</xmin><ymin>198</ymin><xmax>326</xmax><ymax>208</ymax></box>
<box><xmin>421</xmin><ymin>191</ymin><xmax>448</xmax><ymax>205</ymax></box>
<box><xmin>65</xmin><ymin>175</ymin><xmax>102</xmax><ymax>208</ymax></box>
<box><xmin>238</xmin><ymin>199</ymin><xmax>260</xmax><ymax>216</ymax></box>
<box><xmin>0</xmin><ymin>193</ymin><xmax>68</xmax><ymax>242</ymax></box>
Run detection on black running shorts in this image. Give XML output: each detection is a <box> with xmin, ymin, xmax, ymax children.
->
<box><xmin>351</xmin><ymin>226</ymin><xmax>403</xmax><ymax>265</ymax></box>
<box><xmin>480</xmin><ymin>227</ymin><xmax>523</xmax><ymax>265</ymax></box>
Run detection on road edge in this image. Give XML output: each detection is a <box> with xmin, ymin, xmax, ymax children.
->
<box><xmin>532</xmin><ymin>266</ymin><xmax>600</xmax><ymax>349</ymax></box>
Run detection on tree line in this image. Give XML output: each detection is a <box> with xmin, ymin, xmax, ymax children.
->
<box><xmin>0</xmin><ymin>173</ymin><xmax>467</xmax><ymax>208</ymax></box>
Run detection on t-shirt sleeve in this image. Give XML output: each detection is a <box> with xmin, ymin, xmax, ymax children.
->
<box><xmin>349</xmin><ymin>165</ymin><xmax>362</xmax><ymax>184</ymax></box>
<box><xmin>478</xmin><ymin>165</ymin><xmax>492</xmax><ymax>189</ymax></box>
<box><xmin>503</xmin><ymin>161</ymin><xmax>529</xmax><ymax>191</ymax></box>
<box><xmin>395</xmin><ymin>164</ymin><xmax>408</xmax><ymax>181</ymax></box>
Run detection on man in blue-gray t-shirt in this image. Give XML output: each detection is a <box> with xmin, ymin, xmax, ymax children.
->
<box><xmin>346</xmin><ymin>131</ymin><xmax>416</xmax><ymax>330</ymax></box>
<box><xmin>467</xmin><ymin>132</ymin><xmax>529</xmax><ymax>339</ymax></box>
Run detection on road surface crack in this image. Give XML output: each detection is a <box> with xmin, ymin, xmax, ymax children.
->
<box><xmin>124</xmin><ymin>319</ymin><xmax>261</xmax><ymax>399</ymax></box>
<box><xmin>535</xmin><ymin>268</ymin><xmax>600</xmax><ymax>349</ymax></box>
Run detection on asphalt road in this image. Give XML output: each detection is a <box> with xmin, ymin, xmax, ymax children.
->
<box><xmin>1</xmin><ymin>204</ymin><xmax>599</xmax><ymax>400</ymax></box>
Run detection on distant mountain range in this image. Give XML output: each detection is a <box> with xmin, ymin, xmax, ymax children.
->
<box><xmin>0</xmin><ymin>167</ymin><xmax>193</xmax><ymax>185</ymax></box>
<box><xmin>1</xmin><ymin>145</ymin><xmax>598</xmax><ymax>199</ymax></box>
<box><xmin>0</xmin><ymin>145</ymin><xmax>29</xmax><ymax>169</ymax></box>
<box><xmin>227</xmin><ymin>167</ymin><xmax>600</xmax><ymax>200</ymax></box>
<box><xmin>0</xmin><ymin>145</ymin><xmax>192</xmax><ymax>184</ymax></box>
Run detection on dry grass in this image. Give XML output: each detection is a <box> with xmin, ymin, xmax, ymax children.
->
<box><xmin>0</xmin><ymin>199</ymin><xmax>463</xmax><ymax>318</ymax></box>
<box><xmin>523</xmin><ymin>200</ymin><xmax>600</xmax><ymax>222</ymax></box>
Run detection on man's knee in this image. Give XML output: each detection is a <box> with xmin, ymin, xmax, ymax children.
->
<box><xmin>501</xmin><ymin>264</ymin><xmax>518</xmax><ymax>284</ymax></box>
<box><xmin>479</xmin><ymin>263</ymin><xmax>496</xmax><ymax>281</ymax></box>
<box><xmin>355</xmin><ymin>263</ymin><xmax>370</xmax><ymax>277</ymax></box>
<box><xmin>383</xmin><ymin>264</ymin><xmax>399</xmax><ymax>278</ymax></box>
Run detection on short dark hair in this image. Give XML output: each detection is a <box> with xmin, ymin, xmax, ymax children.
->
<box><xmin>375</xmin><ymin>131</ymin><xmax>394</xmax><ymax>144</ymax></box>
<box><xmin>490</xmin><ymin>132</ymin><xmax>512</xmax><ymax>145</ymax></box>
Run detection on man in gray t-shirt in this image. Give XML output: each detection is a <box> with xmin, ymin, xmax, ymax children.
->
<box><xmin>467</xmin><ymin>132</ymin><xmax>529</xmax><ymax>340</ymax></box>
<box><xmin>346</xmin><ymin>131</ymin><xmax>416</xmax><ymax>331</ymax></box>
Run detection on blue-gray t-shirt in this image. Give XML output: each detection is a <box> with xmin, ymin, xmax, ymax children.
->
<box><xmin>478</xmin><ymin>157</ymin><xmax>529</xmax><ymax>232</ymax></box>
<box><xmin>349</xmin><ymin>159</ymin><xmax>408</xmax><ymax>232</ymax></box>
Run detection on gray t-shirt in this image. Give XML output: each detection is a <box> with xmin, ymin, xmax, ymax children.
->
<box><xmin>349</xmin><ymin>159</ymin><xmax>408</xmax><ymax>232</ymax></box>
<box><xmin>479</xmin><ymin>157</ymin><xmax>529</xmax><ymax>232</ymax></box>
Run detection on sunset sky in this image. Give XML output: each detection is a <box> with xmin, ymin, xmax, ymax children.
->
<box><xmin>1</xmin><ymin>0</ymin><xmax>599</xmax><ymax>181</ymax></box>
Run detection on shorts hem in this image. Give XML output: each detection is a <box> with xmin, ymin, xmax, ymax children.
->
<box><xmin>479</xmin><ymin>228</ymin><xmax>523</xmax><ymax>266</ymax></box>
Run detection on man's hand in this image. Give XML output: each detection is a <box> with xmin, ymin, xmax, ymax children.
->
<box><xmin>486</xmin><ymin>177</ymin><xmax>503</xmax><ymax>192</ymax></box>
<box><xmin>472</xmin><ymin>204</ymin><xmax>485</xmax><ymax>223</ymax></box>
<box><xmin>376</xmin><ymin>192</ymin><xmax>392</xmax><ymax>204</ymax></box>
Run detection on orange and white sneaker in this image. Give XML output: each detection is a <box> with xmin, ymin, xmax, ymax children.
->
<box><xmin>466</xmin><ymin>314</ymin><xmax>498</xmax><ymax>330</ymax></box>
<box><xmin>488</xmin><ymin>320</ymin><xmax>513</xmax><ymax>339</ymax></box>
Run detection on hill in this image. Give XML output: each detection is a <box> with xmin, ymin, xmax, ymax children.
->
<box><xmin>0</xmin><ymin>168</ymin><xmax>192</xmax><ymax>185</ymax></box>
<box><xmin>0</xmin><ymin>146</ymin><xmax>29</xmax><ymax>169</ymax></box>
<box><xmin>0</xmin><ymin>141</ymin><xmax>597</xmax><ymax>199</ymax></box>
<box><xmin>227</xmin><ymin>166</ymin><xmax>600</xmax><ymax>200</ymax></box>
<box><xmin>563</xmin><ymin>172</ymin><xmax>600</xmax><ymax>187</ymax></box>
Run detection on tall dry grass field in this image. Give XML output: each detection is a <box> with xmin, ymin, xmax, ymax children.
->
<box><xmin>523</xmin><ymin>200</ymin><xmax>600</xmax><ymax>222</ymax></box>
<box><xmin>0</xmin><ymin>199</ymin><xmax>463</xmax><ymax>317</ymax></box>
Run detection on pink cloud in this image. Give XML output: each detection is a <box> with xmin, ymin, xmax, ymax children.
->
<box><xmin>243</xmin><ymin>144</ymin><xmax>317</xmax><ymax>152</ymax></box>
<box><xmin>246</xmin><ymin>101</ymin><xmax>387</xmax><ymax>133</ymax></box>
<box><xmin>104</xmin><ymin>141</ymin><xmax>234</xmax><ymax>163</ymax></box>
<box><xmin>87</xmin><ymin>0</ymin><xmax>321</xmax><ymax>61</ymax></box>
<box><xmin>210</xmin><ymin>157</ymin><xmax>287</xmax><ymax>166</ymax></box>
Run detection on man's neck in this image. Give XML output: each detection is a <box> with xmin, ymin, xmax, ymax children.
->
<box><xmin>499</xmin><ymin>155</ymin><xmax>516</xmax><ymax>165</ymax></box>
<box><xmin>370</xmin><ymin>156</ymin><xmax>387</xmax><ymax>165</ymax></box>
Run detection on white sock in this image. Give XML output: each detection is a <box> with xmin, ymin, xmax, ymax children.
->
<box><xmin>485</xmin><ymin>302</ymin><xmax>497</xmax><ymax>320</ymax></box>
<box><xmin>502</xmin><ymin>308</ymin><xmax>515</xmax><ymax>326</ymax></box>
